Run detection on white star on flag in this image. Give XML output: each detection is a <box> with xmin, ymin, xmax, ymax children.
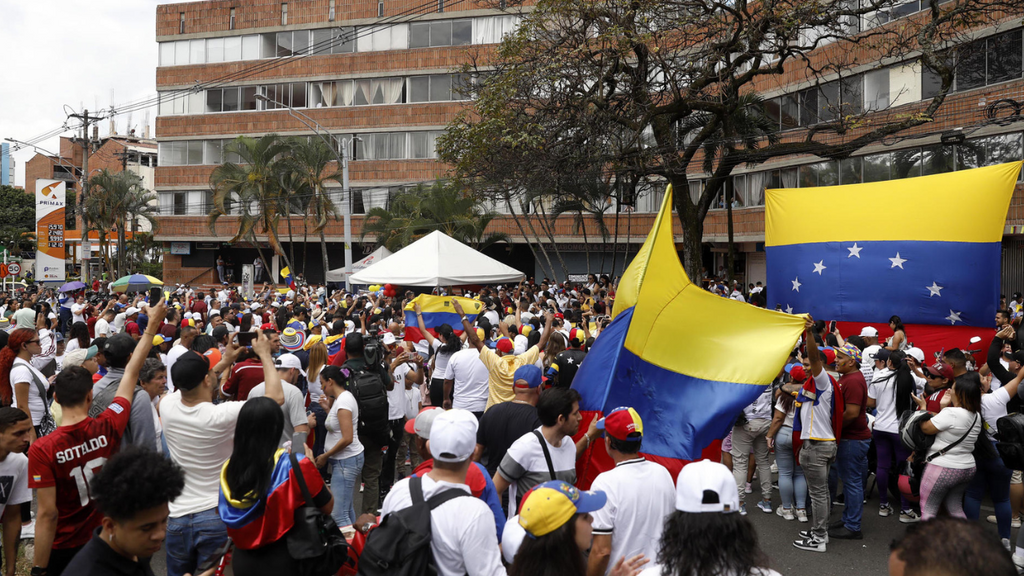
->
<box><xmin>889</xmin><ymin>253</ymin><xmax>907</xmax><ymax>269</ymax></box>
<box><xmin>813</xmin><ymin>260</ymin><xmax>827</xmax><ymax>275</ymax></box>
<box><xmin>847</xmin><ymin>243</ymin><xmax>863</xmax><ymax>258</ymax></box>
<box><xmin>792</xmin><ymin>277</ymin><xmax>801</xmax><ymax>292</ymax></box>
<box><xmin>785</xmin><ymin>305</ymin><xmax>794</xmax><ymax>314</ymax></box>
<box><xmin>926</xmin><ymin>282</ymin><xmax>944</xmax><ymax>297</ymax></box>
<box><xmin>946</xmin><ymin>310</ymin><xmax>962</xmax><ymax>325</ymax></box>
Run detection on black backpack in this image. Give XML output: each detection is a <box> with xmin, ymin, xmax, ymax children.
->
<box><xmin>344</xmin><ymin>362</ymin><xmax>391</xmax><ymax>447</ymax></box>
<box><xmin>357</xmin><ymin>476</ymin><xmax>468</xmax><ymax>576</ymax></box>
<box><xmin>997</xmin><ymin>413</ymin><xmax>1024</xmax><ymax>470</ymax></box>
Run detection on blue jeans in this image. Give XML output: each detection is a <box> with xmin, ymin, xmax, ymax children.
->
<box><xmin>829</xmin><ymin>438</ymin><xmax>870</xmax><ymax>532</ymax></box>
<box><xmin>965</xmin><ymin>450</ymin><xmax>1013</xmax><ymax>539</ymax></box>
<box><xmin>331</xmin><ymin>451</ymin><xmax>365</xmax><ymax>527</ymax></box>
<box><xmin>775</xmin><ymin>426</ymin><xmax>807</xmax><ymax>510</ymax></box>
<box><xmin>165</xmin><ymin>507</ymin><xmax>228</xmax><ymax>576</ymax></box>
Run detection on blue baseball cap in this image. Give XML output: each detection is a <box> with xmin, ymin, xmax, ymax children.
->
<box><xmin>513</xmin><ymin>364</ymin><xmax>542</xmax><ymax>389</ymax></box>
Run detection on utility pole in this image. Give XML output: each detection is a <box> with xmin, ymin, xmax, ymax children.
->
<box><xmin>69</xmin><ymin>109</ymin><xmax>103</xmax><ymax>283</ymax></box>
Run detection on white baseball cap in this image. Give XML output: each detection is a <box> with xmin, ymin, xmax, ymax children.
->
<box><xmin>674</xmin><ymin>460</ymin><xmax>739</xmax><ymax>514</ymax></box>
<box><xmin>274</xmin><ymin>353</ymin><xmax>306</xmax><ymax>376</ymax></box>
<box><xmin>862</xmin><ymin>345</ymin><xmax>883</xmax><ymax>364</ymax></box>
<box><xmin>125</xmin><ymin>307</ymin><xmax>140</xmax><ymax>316</ymax></box>
<box><xmin>429</xmin><ymin>409</ymin><xmax>478</xmax><ymax>463</ymax></box>
<box><xmin>501</xmin><ymin>514</ymin><xmax>526</xmax><ymax>564</ymax></box>
<box><xmin>859</xmin><ymin>326</ymin><xmax>879</xmax><ymax>337</ymax></box>
<box><xmin>405</xmin><ymin>407</ymin><xmax>444</xmax><ymax>439</ymax></box>
<box><xmin>382</xmin><ymin>332</ymin><xmax>397</xmax><ymax>346</ymax></box>
<box><xmin>907</xmin><ymin>347</ymin><xmax>926</xmax><ymax>364</ymax></box>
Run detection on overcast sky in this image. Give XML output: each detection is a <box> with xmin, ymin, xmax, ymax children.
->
<box><xmin>2</xmin><ymin>0</ymin><xmax>193</xmax><ymax>187</ymax></box>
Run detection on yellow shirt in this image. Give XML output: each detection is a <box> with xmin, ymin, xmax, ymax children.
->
<box><xmin>479</xmin><ymin>345</ymin><xmax>540</xmax><ymax>410</ymax></box>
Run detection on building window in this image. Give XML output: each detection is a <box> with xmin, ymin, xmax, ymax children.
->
<box><xmin>438</xmin><ymin>0</ymin><xmax>443</xmax><ymax>12</ymax></box>
<box><xmin>378</xmin><ymin>0</ymin><xmax>384</xmax><ymax>17</ymax></box>
<box><xmin>229</xmin><ymin>8</ymin><xmax>236</xmax><ymax>30</ymax></box>
<box><xmin>329</xmin><ymin>0</ymin><xmax>335</xmax><ymax>21</ymax></box>
<box><xmin>179</xmin><ymin>12</ymin><xmax>185</xmax><ymax>34</ymax></box>
<box><xmin>281</xmin><ymin>3</ymin><xmax>288</xmax><ymax>25</ymax></box>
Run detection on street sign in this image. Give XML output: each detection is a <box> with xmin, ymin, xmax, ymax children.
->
<box><xmin>7</xmin><ymin>262</ymin><xmax>20</xmax><ymax>276</ymax></box>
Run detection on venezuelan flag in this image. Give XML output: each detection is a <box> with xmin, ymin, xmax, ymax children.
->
<box><xmin>403</xmin><ymin>294</ymin><xmax>483</xmax><ymax>343</ymax></box>
<box><xmin>280</xmin><ymin>266</ymin><xmax>296</xmax><ymax>290</ymax></box>
<box><xmin>572</xmin><ymin>185</ymin><xmax>806</xmax><ymax>480</ymax></box>
<box><xmin>766</xmin><ymin>162</ymin><xmax>1020</xmax><ymax>328</ymax></box>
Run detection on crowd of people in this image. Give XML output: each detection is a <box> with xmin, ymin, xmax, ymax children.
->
<box><xmin>0</xmin><ymin>271</ymin><xmax>1014</xmax><ymax>576</ymax></box>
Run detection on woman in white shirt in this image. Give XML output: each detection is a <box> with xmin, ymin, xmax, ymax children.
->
<box><xmin>315</xmin><ymin>365</ymin><xmax>364</xmax><ymax>527</ymax></box>
<box><xmin>0</xmin><ymin>329</ymin><xmax>49</xmax><ymax>440</ymax></box>
<box><xmin>413</xmin><ymin>304</ymin><xmax>459</xmax><ymax>407</ymax></box>
<box><xmin>866</xmin><ymin>350</ymin><xmax>917</xmax><ymax>520</ymax></box>
<box><xmin>64</xmin><ymin>321</ymin><xmax>90</xmax><ymax>354</ymax></box>
<box><xmin>305</xmin><ymin>341</ymin><xmax>329</xmax><ymax>456</ymax></box>
<box><xmin>912</xmin><ymin>372</ymin><xmax>983</xmax><ymax>520</ymax></box>
<box><xmin>766</xmin><ymin>368</ymin><xmax>807</xmax><ymax>522</ymax></box>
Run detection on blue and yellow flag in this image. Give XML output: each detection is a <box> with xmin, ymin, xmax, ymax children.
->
<box><xmin>280</xmin><ymin>266</ymin><xmax>296</xmax><ymax>290</ymax></box>
<box><xmin>572</xmin><ymin>186</ymin><xmax>806</xmax><ymax>460</ymax></box>
<box><xmin>766</xmin><ymin>162</ymin><xmax>1020</xmax><ymax>327</ymax></box>
<box><xmin>403</xmin><ymin>294</ymin><xmax>482</xmax><ymax>343</ymax></box>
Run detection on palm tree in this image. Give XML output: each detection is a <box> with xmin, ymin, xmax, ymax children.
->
<box><xmin>551</xmin><ymin>169</ymin><xmax>613</xmax><ymax>273</ymax></box>
<box><xmin>209</xmin><ymin>135</ymin><xmax>295</xmax><ymax>278</ymax></box>
<box><xmin>87</xmin><ymin>170</ymin><xmax>151</xmax><ymax>278</ymax></box>
<box><xmin>283</xmin><ymin>137</ymin><xmax>343</xmax><ymax>283</ymax></box>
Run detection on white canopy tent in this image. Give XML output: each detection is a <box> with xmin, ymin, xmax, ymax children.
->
<box><xmin>325</xmin><ymin>246</ymin><xmax>393</xmax><ymax>283</ymax></box>
<box><xmin>350</xmin><ymin>231</ymin><xmax>525</xmax><ymax>286</ymax></box>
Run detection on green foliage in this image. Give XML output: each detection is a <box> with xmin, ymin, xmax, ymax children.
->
<box><xmin>87</xmin><ymin>170</ymin><xmax>160</xmax><ymax>277</ymax></box>
<box><xmin>0</xmin><ymin>185</ymin><xmax>35</xmax><ymax>231</ymax></box>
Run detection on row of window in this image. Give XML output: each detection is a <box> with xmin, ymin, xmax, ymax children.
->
<box><xmin>157</xmin><ymin>73</ymin><xmax>474</xmax><ymax>116</ymax></box>
<box><xmin>158</xmin><ymin>186</ymin><xmax>413</xmax><ymax>216</ymax></box>
<box><xmin>157</xmin><ymin>131</ymin><xmax>445</xmax><ymax>167</ymax></box>
<box><xmin>695</xmin><ymin>132</ymin><xmax>1024</xmax><ymax>209</ymax></box>
<box><xmin>922</xmin><ymin>29</ymin><xmax>1024</xmax><ymax>98</ymax></box>
<box><xmin>158</xmin><ymin>15</ymin><xmax>520</xmax><ymax>66</ymax></box>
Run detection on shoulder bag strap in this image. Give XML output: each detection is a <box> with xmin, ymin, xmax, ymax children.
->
<box><xmin>21</xmin><ymin>361</ymin><xmax>49</xmax><ymax>407</ymax></box>
<box><xmin>926</xmin><ymin>414</ymin><xmax>979</xmax><ymax>463</ymax></box>
<box><xmin>410</xmin><ymin>474</ymin><xmax>425</xmax><ymax>506</ymax></box>
<box><xmin>288</xmin><ymin>452</ymin><xmax>316</xmax><ymax>508</ymax></box>
<box><xmin>533</xmin><ymin>430</ymin><xmax>556</xmax><ymax>480</ymax></box>
<box><xmin>427</xmin><ymin>487</ymin><xmax>469</xmax><ymax>510</ymax></box>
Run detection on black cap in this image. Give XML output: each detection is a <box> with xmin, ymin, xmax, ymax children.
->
<box><xmin>104</xmin><ymin>334</ymin><xmax>136</xmax><ymax>363</ymax></box>
<box><xmin>171</xmin><ymin>351</ymin><xmax>211</xmax><ymax>391</ymax></box>
<box><xmin>874</xmin><ymin>348</ymin><xmax>891</xmax><ymax>363</ymax></box>
<box><xmin>1013</xmin><ymin>350</ymin><xmax>1024</xmax><ymax>365</ymax></box>
<box><xmin>212</xmin><ymin>325</ymin><xmax>230</xmax><ymax>341</ymax></box>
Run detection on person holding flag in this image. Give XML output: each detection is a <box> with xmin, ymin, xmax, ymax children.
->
<box><xmin>280</xmin><ymin>267</ymin><xmax>296</xmax><ymax>291</ymax></box>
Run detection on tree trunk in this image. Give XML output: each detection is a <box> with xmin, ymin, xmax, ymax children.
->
<box><xmin>515</xmin><ymin>198</ymin><xmax>558</xmax><ymax>281</ymax></box>
<box><xmin>579</xmin><ymin>211</ymin><xmax>591</xmax><ymax>273</ymax></box>
<box><xmin>625</xmin><ymin>207</ymin><xmax>633</xmax><ymax>267</ymax></box>
<box><xmin>117</xmin><ymin>224</ymin><xmax>126</xmax><ymax>277</ymax></box>
<box><xmin>250</xmin><ymin>232</ymin><xmax>273</xmax><ymax>285</ymax></box>
<box><xmin>301</xmin><ymin>209</ymin><xmax>309</xmax><ymax>279</ymax></box>
<box><xmin>503</xmin><ymin>198</ymin><xmax>549</xmax><ymax>281</ymax></box>
<box><xmin>100</xmin><ymin>232</ymin><xmax>115</xmax><ymax>282</ymax></box>
<box><xmin>725</xmin><ymin>181</ymin><xmax>736</xmax><ymax>286</ymax></box>
<box><xmin>535</xmin><ymin>200</ymin><xmax>569</xmax><ymax>279</ymax></box>
<box><xmin>319</xmin><ymin>228</ymin><xmax>330</xmax><ymax>285</ymax></box>
<box><xmin>610</xmin><ymin>199</ymin><xmax>620</xmax><ymax>277</ymax></box>
<box><xmin>286</xmin><ymin>209</ymin><xmax>297</xmax><ymax>280</ymax></box>
<box><xmin>670</xmin><ymin>176</ymin><xmax>706</xmax><ymax>283</ymax></box>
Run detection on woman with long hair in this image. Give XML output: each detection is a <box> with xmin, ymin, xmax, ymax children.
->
<box><xmin>220</xmin><ymin>397</ymin><xmax>333</xmax><ymax>572</ymax></box>
<box><xmin>541</xmin><ymin>332</ymin><xmax>566</xmax><ymax>372</ymax></box>
<box><xmin>413</xmin><ymin>302</ymin><xmax>460</xmax><ymax>407</ymax></box>
<box><xmin>638</xmin><ymin>460</ymin><xmax>779</xmax><ymax>576</ymax></box>
<box><xmin>886</xmin><ymin>315</ymin><xmax>908</xmax><ymax>351</ymax></box>
<box><xmin>306</xmin><ymin>341</ymin><xmax>330</xmax><ymax>456</ymax></box>
<box><xmin>65</xmin><ymin>321</ymin><xmax>89</xmax><ymax>354</ymax></box>
<box><xmin>766</xmin><ymin>365</ymin><xmax>808</xmax><ymax>523</ymax></box>
<box><xmin>314</xmin><ymin>365</ymin><xmax>364</xmax><ymax>527</ymax></box>
<box><xmin>912</xmin><ymin>372</ymin><xmax>983</xmax><ymax>520</ymax></box>
<box><xmin>0</xmin><ymin>328</ymin><xmax>48</xmax><ymax>438</ymax></box>
<box><xmin>508</xmin><ymin>480</ymin><xmax>644</xmax><ymax>576</ymax></box>
<box><xmin>866</xmin><ymin>349</ymin><xmax>918</xmax><ymax>521</ymax></box>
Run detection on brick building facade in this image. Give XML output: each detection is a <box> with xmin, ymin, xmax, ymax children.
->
<box><xmin>154</xmin><ymin>1</ymin><xmax>1024</xmax><ymax>290</ymax></box>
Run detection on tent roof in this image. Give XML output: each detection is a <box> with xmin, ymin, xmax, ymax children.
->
<box><xmin>325</xmin><ymin>246</ymin><xmax>392</xmax><ymax>282</ymax></box>
<box><xmin>350</xmin><ymin>231</ymin><xmax>525</xmax><ymax>286</ymax></box>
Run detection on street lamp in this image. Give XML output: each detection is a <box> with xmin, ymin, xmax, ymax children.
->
<box><xmin>255</xmin><ymin>94</ymin><xmax>354</xmax><ymax>290</ymax></box>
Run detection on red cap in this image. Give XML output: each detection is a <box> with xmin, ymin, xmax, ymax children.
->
<box><xmin>496</xmin><ymin>337</ymin><xmax>514</xmax><ymax>354</ymax></box>
<box><xmin>597</xmin><ymin>407</ymin><xmax>644</xmax><ymax>442</ymax></box>
<box><xmin>260</xmin><ymin>323</ymin><xmax>276</xmax><ymax>331</ymax></box>
<box><xmin>786</xmin><ymin>364</ymin><xmax>808</xmax><ymax>383</ymax></box>
<box><xmin>554</xmin><ymin>313</ymin><xmax>564</xmax><ymax>320</ymax></box>
<box><xmin>924</xmin><ymin>361</ymin><xmax>955</xmax><ymax>381</ymax></box>
<box><xmin>568</xmin><ymin>328</ymin><xmax>584</xmax><ymax>346</ymax></box>
<box><xmin>819</xmin><ymin>347</ymin><xmax>836</xmax><ymax>365</ymax></box>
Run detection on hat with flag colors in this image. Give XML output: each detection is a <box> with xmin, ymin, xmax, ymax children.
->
<box><xmin>596</xmin><ymin>407</ymin><xmax>643</xmax><ymax>441</ymax></box>
<box><xmin>517</xmin><ymin>481</ymin><xmax>607</xmax><ymax>537</ymax></box>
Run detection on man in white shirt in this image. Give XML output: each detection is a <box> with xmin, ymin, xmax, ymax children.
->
<box><xmin>160</xmin><ymin>331</ymin><xmax>283</xmax><ymax>576</ymax></box>
<box><xmin>444</xmin><ymin>345</ymin><xmax>490</xmax><ymax>416</ymax></box>
<box><xmin>94</xmin><ymin>307</ymin><xmax>115</xmax><ymax>338</ymax></box>
<box><xmin>379</xmin><ymin>409</ymin><xmax>505</xmax><ymax>576</ymax></box>
<box><xmin>164</xmin><ymin>324</ymin><xmax>197</xmax><ymax>393</ymax></box>
<box><xmin>587</xmin><ymin>407</ymin><xmax>674</xmax><ymax>576</ymax></box>
<box><xmin>70</xmin><ymin>297</ymin><xmax>86</xmax><ymax>324</ymax></box>
<box><xmin>731</xmin><ymin>384</ymin><xmax>775</xmax><ymax>515</ymax></box>
<box><xmin>0</xmin><ymin>407</ymin><xmax>32</xmax><ymax>575</ymax></box>
<box><xmin>247</xmin><ymin>353</ymin><xmax>309</xmax><ymax>447</ymax></box>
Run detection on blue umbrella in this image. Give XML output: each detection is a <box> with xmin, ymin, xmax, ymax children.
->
<box><xmin>59</xmin><ymin>281</ymin><xmax>87</xmax><ymax>292</ymax></box>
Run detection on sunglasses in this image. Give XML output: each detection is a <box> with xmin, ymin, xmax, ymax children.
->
<box><xmin>26</xmin><ymin>340</ymin><xmax>40</xmax><ymax>345</ymax></box>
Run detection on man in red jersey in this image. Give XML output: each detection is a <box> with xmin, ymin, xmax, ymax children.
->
<box><xmin>28</xmin><ymin>299</ymin><xmax>167</xmax><ymax>576</ymax></box>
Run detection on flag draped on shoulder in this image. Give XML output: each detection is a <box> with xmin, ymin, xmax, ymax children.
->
<box><xmin>572</xmin><ymin>185</ymin><xmax>807</xmax><ymax>461</ymax></box>
<box><xmin>403</xmin><ymin>294</ymin><xmax>482</xmax><ymax>343</ymax></box>
<box><xmin>766</xmin><ymin>162</ymin><xmax>1020</xmax><ymax>327</ymax></box>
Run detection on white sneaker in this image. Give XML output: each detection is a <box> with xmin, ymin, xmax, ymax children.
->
<box><xmin>1003</xmin><ymin>538</ymin><xmax>1012</xmax><ymax>552</ymax></box>
<box><xmin>796</xmin><ymin>509</ymin><xmax>809</xmax><ymax>523</ymax></box>
<box><xmin>900</xmin><ymin>509</ymin><xmax>920</xmax><ymax>524</ymax></box>
<box><xmin>990</xmin><ymin>514</ymin><xmax>1024</xmax><ymax>528</ymax></box>
<box><xmin>777</xmin><ymin>506</ymin><xmax>795</xmax><ymax>521</ymax></box>
<box><xmin>879</xmin><ymin>503</ymin><xmax>894</xmax><ymax>517</ymax></box>
<box><xmin>793</xmin><ymin>534</ymin><xmax>827</xmax><ymax>552</ymax></box>
<box><xmin>745</xmin><ymin>482</ymin><xmax>753</xmax><ymax>494</ymax></box>
<box><xmin>771</xmin><ymin>462</ymin><xmax>778</xmax><ymax>473</ymax></box>
<box><xmin>20</xmin><ymin>520</ymin><xmax>34</xmax><ymax>539</ymax></box>
<box><xmin>1013</xmin><ymin>552</ymin><xmax>1024</xmax><ymax>570</ymax></box>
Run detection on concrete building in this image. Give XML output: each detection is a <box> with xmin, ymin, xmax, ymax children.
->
<box><xmin>0</xmin><ymin>143</ymin><xmax>13</xmax><ymax>187</ymax></box>
<box><xmin>153</xmin><ymin>1</ymin><xmax>1024</xmax><ymax>289</ymax></box>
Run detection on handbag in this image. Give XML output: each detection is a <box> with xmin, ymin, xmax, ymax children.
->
<box><xmin>287</xmin><ymin>452</ymin><xmax>350</xmax><ymax>576</ymax></box>
<box><xmin>24</xmin><ymin>363</ymin><xmax>56</xmax><ymax>437</ymax></box>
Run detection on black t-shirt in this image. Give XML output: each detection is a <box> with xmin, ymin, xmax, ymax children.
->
<box><xmin>476</xmin><ymin>402</ymin><xmax>543</xmax><ymax>476</ymax></box>
<box><xmin>64</xmin><ymin>528</ymin><xmax>155</xmax><ymax>576</ymax></box>
<box><xmin>552</xmin><ymin>348</ymin><xmax>587</xmax><ymax>388</ymax></box>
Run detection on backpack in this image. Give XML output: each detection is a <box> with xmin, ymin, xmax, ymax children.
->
<box><xmin>344</xmin><ymin>361</ymin><xmax>391</xmax><ymax>447</ymax></box>
<box><xmin>357</xmin><ymin>476</ymin><xmax>468</xmax><ymax>576</ymax></box>
<box><xmin>89</xmin><ymin>379</ymin><xmax>145</xmax><ymax>445</ymax></box>
<box><xmin>997</xmin><ymin>413</ymin><xmax>1024</xmax><ymax>470</ymax></box>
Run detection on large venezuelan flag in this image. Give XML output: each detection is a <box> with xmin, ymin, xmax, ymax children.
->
<box><xmin>571</xmin><ymin>185</ymin><xmax>806</xmax><ymax>484</ymax></box>
<box><xmin>766</xmin><ymin>162</ymin><xmax>1020</xmax><ymax>329</ymax></box>
<box><xmin>403</xmin><ymin>294</ymin><xmax>483</xmax><ymax>343</ymax></box>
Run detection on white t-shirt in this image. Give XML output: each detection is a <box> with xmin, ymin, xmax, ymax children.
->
<box><xmin>307</xmin><ymin>366</ymin><xmax>323</xmax><ymax>403</ymax></box>
<box><xmin>64</xmin><ymin>338</ymin><xmax>82</xmax><ymax>354</ymax></box>
<box><xmin>431</xmin><ymin>341</ymin><xmax>454</xmax><ymax>379</ymax></box>
<box><xmin>164</xmin><ymin>344</ymin><xmax>190</xmax><ymax>393</ymax></box>
<box><xmin>389</xmin><ymin>363</ymin><xmax>417</xmax><ymax>420</ymax></box>
<box><xmin>380</xmin><ymin>475</ymin><xmax>504</xmax><ymax>576</ymax></box>
<box><xmin>160</xmin><ymin>392</ymin><xmax>245</xmax><ymax>517</ymax></box>
<box><xmin>981</xmin><ymin>388</ymin><xmax>1011</xmax><ymax>442</ymax></box>
<box><xmin>150</xmin><ymin>402</ymin><xmax>163</xmax><ymax>452</ymax></box>
<box><xmin>0</xmin><ymin>453</ymin><xmax>31</xmax><ymax>518</ymax></box>
<box><xmin>640</xmin><ymin>566</ymin><xmax>781</xmax><ymax>576</ymax></box>
<box><xmin>926</xmin><ymin>407</ymin><xmax>981</xmax><ymax>469</ymax></box>
<box><xmin>591</xmin><ymin>459</ymin><xmax>675</xmax><ymax>576</ymax></box>
<box><xmin>798</xmin><ymin>369</ymin><xmax>835</xmax><ymax>441</ymax></box>
<box><xmin>113</xmin><ymin>312</ymin><xmax>127</xmax><ymax>333</ymax></box>
<box><xmin>867</xmin><ymin>369</ymin><xmax>898</xmax><ymax>434</ymax></box>
<box><xmin>11</xmin><ymin>357</ymin><xmax>49</xmax><ymax>426</ymax></box>
<box><xmin>325</xmin><ymin>390</ymin><xmax>363</xmax><ymax>460</ymax></box>
<box><xmin>498</xmin><ymin>428</ymin><xmax>578</xmax><ymax>517</ymax></box>
<box><xmin>94</xmin><ymin>318</ymin><xmax>111</xmax><ymax>338</ymax></box>
<box><xmin>248</xmin><ymin>382</ymin><xmax>308</xmax><ymax>447</ymax></box>
<box><xmin>774</xmin><ymin>397</ymin><xmax>794</xmax><ymax>429</ymax></box>
<box><xmin>71</xmin><ymin>303</ymin><xmax>86</xmax><ymax>324</ymax></box>
<box><xmin>444</xmin><ymin>348</ymin><xmax>489</xmax><ymax>413</ymax></box>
